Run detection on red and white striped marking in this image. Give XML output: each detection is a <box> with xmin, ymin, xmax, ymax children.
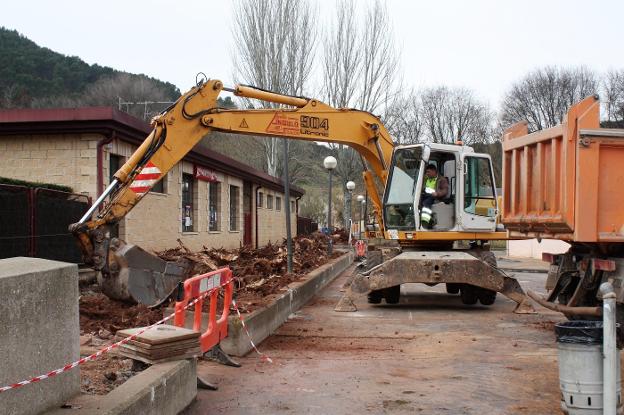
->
<box><xmin>0</xmin><ymin>277</ymin><xmax>271</xmax><ymax>393</ymax></box>
<box><xmin>232</xmin><ymin>299</ymin><xmax>273</xmax><ymax>363</ymax></box>
<box><xmin>129</xmin><ymin>162</ymin><xmax>162</xmax><ymax>196</ymax></box>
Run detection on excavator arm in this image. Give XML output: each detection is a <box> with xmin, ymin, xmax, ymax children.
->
<box><xmin>71</xmin><ymin>78</ymin><xmax>394</xmax><ymax>305</ymax></box>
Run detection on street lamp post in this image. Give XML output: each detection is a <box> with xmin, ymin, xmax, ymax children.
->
<box><xmin>323</xmin><ymin>156</ymin><xmax>337</xmax><ymax>255</ymax></box>
<box><xmin>345</xmin><ymin>180</ymin><xmax>355</xmax><ymax>234</ymax></box>
<box><xmin>356</xmin><ymin>194</ymin><xmax>365</xmax><ymax>239</ymax></box>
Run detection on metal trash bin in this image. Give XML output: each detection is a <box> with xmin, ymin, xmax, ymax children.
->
<box><xmin>556</xmin><ymin>321</ymin><xmax>622</xmax><ymax>414</ymax></box>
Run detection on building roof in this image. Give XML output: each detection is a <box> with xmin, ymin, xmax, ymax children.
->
<box><xmin>0</xmin><ymin>107</ymin><xmax>304</xmax><ymax>197</ymax></box>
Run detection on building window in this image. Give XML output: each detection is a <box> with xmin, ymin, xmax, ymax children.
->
<box><xmin>267</xmin><ymin>194</ymin><xmax>273</xmax><ymax>209</ymax></box>
<box><xmin>257</xmin><ymin>192</ymin><xmax>263</xmax><ymax>208</ymax></box>
<box><xmin>229</xmin><ymin>185</ymin><xmax>240</xmax><ymax>231</ymax></box>
<box><xmin>291</xmin><ymin>200</ymin><xmax>296</xmax><ymax>213</ymax></box>
<box><xmin>109</xmin><ymin>154</ymin><xmax>123</xmax><ymax>184</ymax></box>
<box><xmin>276</xmin><ymin>196</ymin><xmax>282</xmax><ymax>211</ymax></box>
<box><xmin>151</xmin><ymin>173</ymin><xmax>166</xmax><ymax>194</ymax></box>
<box><xmin>209</xmin><ymin>182</ymin><xmax>221</xmax><ymax>231</ymax></box>
<box><xmin>182</xmin><ymin>173</ymin><xmax>195</xmax><ymax>232</ymax></box>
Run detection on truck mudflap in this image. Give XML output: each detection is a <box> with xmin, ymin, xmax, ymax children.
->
<box><xmin>335</xmin><ymin>251</ymin><xmax>535</xmax><ymax>313</ymax></box>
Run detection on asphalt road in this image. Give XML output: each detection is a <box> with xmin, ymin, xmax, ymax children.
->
<box><xmin>186</xmin><ymin>263</ymin><xmax>566</xmax><ymax>414</ymax></box>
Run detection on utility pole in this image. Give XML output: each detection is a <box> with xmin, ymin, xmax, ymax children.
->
<box><xmin>283</xmin><ymin>139</ymin><xmax>293</xmax><ymax>273</ymax></box>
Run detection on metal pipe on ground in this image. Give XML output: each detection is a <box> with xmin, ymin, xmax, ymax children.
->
<box><xmin>527</xmin><ymin>290</ymin><xmax>602</xmax><ymax>317</ymax></box>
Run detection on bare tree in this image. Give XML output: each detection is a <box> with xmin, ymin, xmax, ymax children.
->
<box><xmin>384</xmin><ymin>89</ymin><xmax>423</xmax><ymax>144</ymax></box>
<box><xmin>232</xmin><ymin>0</ymin><xmax>317</xmax><ymax>176</ymax></box>
<box><xmin>500</xmin><ymin>66</ymin><xmax>598</xmax><ymax>132</ymax></box>
<box><xmin>81</xmin><ymin>73</ymin><xmax>175</xmax><ymax>120</ymax></box>
<box><xmin>420</xmin><ymin>86</ymin><xmax>493</xmax><ymax>145</ymax></box>
<box><xmin>321</xmin><ymin>0</ymin><xmax>400</xmax><ymax>227</ymax></box>
<box><xmin>322</xmin><ymin>0</ymin><xmax>360</xmax><ymax>109</ymax></box>
<box><xmin>299</xmin><ymin>186</ymin><xmax>332</xmax><ymax>226</ymax></box>
<box><xmin>602</xmin><ymin>69</ymin><xmax>624</xmax><ymax>122</ymax></box>
<box><xmin>357</xmin><ymin>0</ymin><xmax>400</xmax><ymax>114</ymax></box>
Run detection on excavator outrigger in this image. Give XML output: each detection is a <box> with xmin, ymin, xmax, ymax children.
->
<box><xmin>70</xmin><ymin>77</ymin><xmax>533</xmax><ymax>313</ymax></box>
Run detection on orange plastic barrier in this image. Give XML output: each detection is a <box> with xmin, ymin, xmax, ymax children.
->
<box><xmin>174</xmin><ymin>268</ymin><xmax>234</xmax><ymax>354</ymax></box>
<box><xmin>355</xmin><ymin>240</ymin><xmax>367</xmax><ymax>258</ymax></box>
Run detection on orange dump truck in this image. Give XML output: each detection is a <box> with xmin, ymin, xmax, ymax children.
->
<box><xmin>502</xmin><ymin>96</ymin><xmax>624</xmax><ymax>317</ymax></box>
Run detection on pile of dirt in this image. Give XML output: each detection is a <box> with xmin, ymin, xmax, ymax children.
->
<box><xmin>331</xmin><ymin>228</ymin><xmax>350</xmax><ymax>243</ymax></box>
<box><xmin>156</xmin><ymin>232</ymin><xmax>336</xmax><ymax>311</ymax></box>
<box><xmin>78</xmin><ymin>232</ymin><xmax>336</xmax><ymax>333</ymax></box>
<box><xmin>80</xmin><ymin>293</ymin><xmax>163</xmax><ymax>334</ymax></box>
<box><xmin>80</xmin><ymin>353</ymin><xmax>146</xmax><ymax>395</ymax></box>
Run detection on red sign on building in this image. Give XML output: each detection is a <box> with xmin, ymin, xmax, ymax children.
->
<box><xmin>194</xmin><ymin>165</ymin><xmax>219</xmax><ymax>182</ymax></box>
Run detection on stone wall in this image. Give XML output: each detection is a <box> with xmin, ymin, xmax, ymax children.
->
<box><xmin>256</xmin><ymin>187</ymin><xmax>298</xmax><ymax>246</ymax></box>
<box><xmin>0</xmin><ymin>134</ymin><xmax>99</xmax><ymax>197</ymax></box>
<box><xmin>0</xmin><ymin>257</ymin><xmax>79</xmax><ymax>415</ymax></box>
<box><xmin>0</xmin><ymin>133</ymin><xmax>299</xmax><ymax>252</ymax></box>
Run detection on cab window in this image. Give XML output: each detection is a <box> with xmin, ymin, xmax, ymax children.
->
<box><xmin>383</xmin><ymin>147</ymin><xmax>422</xmax><ymax>229</ymax></box>
<box><xmin>464</xmin><ymin>157</ymin><xmax>496</xmax><ymax>217</ymax></box>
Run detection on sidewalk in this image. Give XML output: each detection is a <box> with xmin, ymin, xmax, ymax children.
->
<box><xmin>494</xmin><ymin>252</ymin><xmax>550</xmax><ymax>273</ymax></box>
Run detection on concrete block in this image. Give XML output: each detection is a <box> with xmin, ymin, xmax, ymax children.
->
<box><xmin>99</xmin><ymin>359</ymin><xmax>196</xmax><ymax>415</ymax></box>
<box><xmin>6</xmin><ymin>141</ymin><xmax>23</xmax><ymax>150</ymax></box>
<box><xmin>30</xmin><ymin>150</ymin><xmax>47</xmax><ymax>159</ymax></box>
<box><xmin>0</xmin><ymin>257</ymin><xmax>79</xmax><ymax>415</ymax></box>
<box><xmin>54</xmin><ymin>141</ymin><xmax>72</xmax><ymax>150</ymax></box>
<box><xmin>47</xmin><ymin>359</ymin><xmax>197</xmax><ymax>415</ymax></box>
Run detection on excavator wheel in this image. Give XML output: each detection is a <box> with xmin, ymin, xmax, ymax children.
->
<box><xmin>446</xmin><ymin>283</ymin><xmax>460</xmax><ymax>294</ymax></box>
<box><xmin>460</xmin><ymin>285</ymin><xmax>479</xmax><ymax>305</ymax></box>
<box><xmin>367</xmin><ymin>290</ymin><xmax>383</xmax><ymax>304</ymax></box>
<box><xmin>384</xmin><ymin>285</ymin><xmax>401</xmax><ymax>304</ymax></box>
<box><xmin>477</xmin><ymin>288</ymin><xmax>497</xmax><ymax>305</ymax></box>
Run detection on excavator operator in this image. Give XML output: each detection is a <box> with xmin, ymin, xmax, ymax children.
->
<box><xmin>420</xmin><ymin>164</ymin><xmax>449</xmax><ymax>229</ymax></box>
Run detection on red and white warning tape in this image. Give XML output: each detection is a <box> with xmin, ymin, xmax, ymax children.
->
<box><xmin>232</xmin><ymin>299</ymin><xmax>273</xmax><ymax>363</ymax></box>
<box><xmin>0</xmin><ymin>282</ymin><xmax>271</xmax><ymax>393</ymax></box>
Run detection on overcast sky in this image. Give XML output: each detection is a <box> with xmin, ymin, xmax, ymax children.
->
<box><xmin>3</xmin><ymin>0</ymin><xmax>624</xmax><ymax>110</ymax></box>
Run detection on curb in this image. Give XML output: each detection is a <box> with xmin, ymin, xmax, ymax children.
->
<box><xmin>223</xmin><ymin>250</ymin><xmax>354</xmax><ymax>356</ymax></box>
<box><xmin>170</xmin><ymin>251</ymin><xmax>354</xmax><ymax>357</ymax></box>
<box><xmin>500</xmin><ymin>268</ymin><xmax>549</xmax><ymax>274</ymax></box>
<box><xmin>46</xmin><ymin>359</ymin><xmax>197</xmax><ymax>415</ymax></box>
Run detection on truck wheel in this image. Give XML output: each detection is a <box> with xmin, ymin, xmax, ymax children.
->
<box><xmin>446</xmin><ymin>283</ymin><xmax>460</xmax><ymax>294</ymax></box>
<box><xmin>384</xmin><ymin>285</ymin><xmax>401</xmax><ymax>304</ymax></box>
<box><xmin>460</xmin><ymin>285</ymin><xmax>478</xmax><ymax>305</ymax></box>
<box><xmin>367</xmin><ymin>290</ymin><xmax>383</xmax><ymax>304</ymax></box>
<box><xmin>478</xmin><ymin>289</ymin><xmax>497</xmax><ymax>305</ymax></box>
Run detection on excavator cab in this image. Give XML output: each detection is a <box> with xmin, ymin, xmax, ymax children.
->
<box><xmin>338</xmin><ymin>142</ymin><xmax>534</xmax><ymax>314</ymax></box>
<box><xmin>382</xmin><ymin>143</ymin><xmax>499</xmax><ymax>236</ymax></box>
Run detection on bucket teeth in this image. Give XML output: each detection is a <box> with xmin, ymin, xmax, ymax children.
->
<box><xmin>334</xmin><ymin>294</ymin><xmax>358</xmax><ymax>312</ymax></box>
<box><xmin>513</xmin><ymin>299</ymin><xmax>536</xmax><ymax>314</ymax></box>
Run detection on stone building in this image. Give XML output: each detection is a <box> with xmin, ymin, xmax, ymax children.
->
<box><xmin>0</xmin><ymin>107</ymin><xmax>302</xmax><ymax>252</ymax></box>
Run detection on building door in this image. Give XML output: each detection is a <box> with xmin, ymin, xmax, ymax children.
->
<box><xmin>243</xmin><ymin>182</ymin><xmax>252</xmax><ymax>246</ymax></box>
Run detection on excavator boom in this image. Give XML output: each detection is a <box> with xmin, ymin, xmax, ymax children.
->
<box><xmin>71</xmin><ymin>79</ymin><xmax>394</xmax><ymax>304</ymax></box>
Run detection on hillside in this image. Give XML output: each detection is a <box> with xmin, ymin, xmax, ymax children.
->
<box><xmin>0</xmin><ymin>27</ymin><xmax>180</xmax><ymax>110</ymax></box>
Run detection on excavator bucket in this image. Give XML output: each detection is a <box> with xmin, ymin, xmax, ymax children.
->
<box><xmin>335</xmin><ymin>251</ymin><xmax>535</xmax><ymax>314</ymax></box>
<box><xmin>100</xmin><ymin>242</ymin><xmax>189</xmax><ymax>306</ymax></box>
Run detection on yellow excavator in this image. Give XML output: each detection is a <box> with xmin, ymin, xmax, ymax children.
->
<box><xmin>70</xmin><ymin>78</ymin><xmax>533</xmax><ymax>313</ymax></box>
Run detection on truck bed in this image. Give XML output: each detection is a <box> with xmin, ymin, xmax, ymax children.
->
<box><xmin>501</xmin><ymin>96</ymin><xmax>624</xmax><ymax>243</ymax></box>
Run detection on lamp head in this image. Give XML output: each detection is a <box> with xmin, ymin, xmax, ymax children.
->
<box><xmin>323</xmin><ymin>156</ymin><xmax>337</xmax><ymax>170</ymax></box>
